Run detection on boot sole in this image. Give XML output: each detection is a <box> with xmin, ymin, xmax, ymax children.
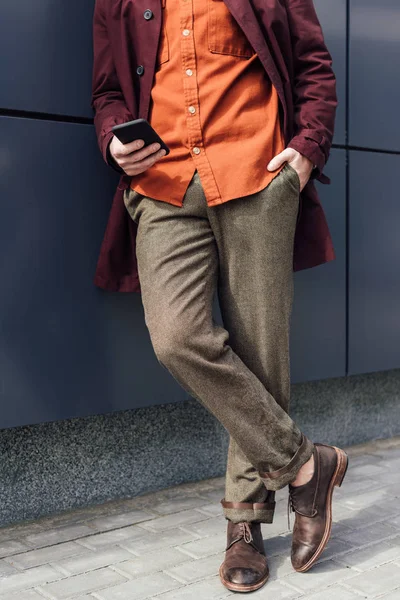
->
<box><xmin>219</xmin><ymin>564</ymin><xmax>269</xmax><ymax>593</ymax></box>
<box><xmin>294</xmin><ymin>446</ymin><xmax>349</xmax><ymax>573</ymax></box>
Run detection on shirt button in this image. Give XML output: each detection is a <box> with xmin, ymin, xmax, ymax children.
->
<box><xmin>136</xmin><ymin>65</ymin><xmax>144</xmax><ymax>76</ymax></box>
<box><xmin>188</xmin><ymin>106</ymin><xmax>196</xmax><ymax>114</ymax></box>
<box><xmin>143</xmin><ymin>9</ymin><xmax>153</xmax><ymax>20</ymax></box>
<box><xmin>182</xmin><ymin>29</ymin><xmax>190</xmax><ymax>36</ymax></box>
<box><xmin>193</xmin><ymin>147</ymin><xmax>201</xmax><ymax>155</ymax></box>
<box><xmin>186</xmin><ymin>69</ymin><xmax>193</xmax><ymax>76</ymax></box>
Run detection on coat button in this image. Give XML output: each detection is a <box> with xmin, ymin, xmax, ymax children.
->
<box><xmin>143</xmin><ymin>9</ymin><xmax>153</xmax><ymax>20</ymax></box>
<box><xmin>136</xmin><ymin>65</ymin><xmax>145</xmax><ymax>76</ymax></box>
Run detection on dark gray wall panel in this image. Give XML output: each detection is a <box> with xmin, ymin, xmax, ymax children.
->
<box><xmin>314</xmin><ymin>0</ymin><xmax>347</xmax><ymax>146</ymax></box>
<box><xmin>0</xmin><ymin>1</ymin><xmax>94</xmax><ymax>117</ymax></box>
<box><xmin>349</xmin><ymin>0</ymin><xmax>400</xmax><ymax>151</ymax></box>
<box><xmin>0</xmin><ymin>116</ymin><xmax>188</xmax><ymax>429</ymax></box>
<box><xmin>348</xmin><ymin>151</ymin><xmax>400</xmax><ymax>375</ymax></box>
<box><xmin>290</xmin><ymin>148</ymin><xmax>346</xmax><ymax>383</ymax></box>
<box><xmin>0</xmin><ymin>0</ymin><xmax>346</xmax><ymax>134</ymax></box>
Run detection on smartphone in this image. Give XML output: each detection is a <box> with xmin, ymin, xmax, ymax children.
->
<box><xmin>111</xmin><ymin>119</ymin><xmax>170</xmax><ymax>156</ymax></box>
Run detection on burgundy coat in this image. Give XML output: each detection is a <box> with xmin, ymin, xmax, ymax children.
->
<box><xmin>91</xmin><ymin>0</ymin><xmax>338</xmax><ymax>293</ymax></box>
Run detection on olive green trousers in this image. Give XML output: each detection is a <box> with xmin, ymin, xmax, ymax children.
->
<box><xmin>123</xmin><ymin>163</ymin><xmax>314</xmax><ymax>524</ymax></box>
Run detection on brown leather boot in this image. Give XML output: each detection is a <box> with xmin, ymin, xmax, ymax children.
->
<box><xmin>288</xmin><ymin>442</ymin><xmax>349</xmax><ymax>572</ymax></box>
<box><xmin>219</xmin><ymin>518</ymin><xmax>269</xmax><ymax>592</ymax></box>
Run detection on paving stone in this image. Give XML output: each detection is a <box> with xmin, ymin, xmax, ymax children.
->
<box><xmin>348</xmin><ymin>463</ymin><xmax>390</xmax><ymax>478</ymax></box>
<box><xmin>153</xmin><ymin>575</ymin><xmax>232</xmax><ymax>600</ymax></box>
<box><xmin>54</xmin><ymin>545</ymin><xmax>136</xmax><ymax>576</ymax></box>
<box><xmin>376</xmin><ymin>589</ymin><xmax>400</xmax><ymax>600</ymax></box>
<box><xmin>371</xmin><ymin>444</ymin><xmax>400</xmax><ymax>460</ymax></box>
<box><xmin>179</xmin><ymin>516</ymin><xmax>229</xmax><ymax>539</ymax></box>
<box><xmin>385</xmin><ymin>534</ymin><xmax>400</xmax><ymax>548</ymax></box>
<box><xmin>113</xmin><ymin>547</ymin><xmax>193</xmax><ymax>578</ymax></box>
<box><xmin>0</xmin><ymin>564</ymin><xmax>62</xmax><ymax>594</ymax></box>
<box><xmin>1</xmin><ymin>440</ymin><xmax>400</xmax><ymax>600</ymax></box>
<box><xmin>176</xmin><ymin>534</ymin><xmax>224</xmax><ymax>559</ymax></box>
<box><xmin>333</xmin><ymin>476</ymin><xmax>382</xmax><ymax>499</ymax></box>
<box><xmin>35</xmin><ymin>508</ymin><xmax>111</xmax><ymax>530</ymax></box>
<box><xmin>0</xmin><ymin>540</ymin><xmax>31</xmax><ymax>559</ymax></box>
<box><xmin>75</xmin><ymin>525</ymin><xmax>147</xmax><ymax>550</ymax></box>
<box><xmin>328</xmin><ymin>522</ymin><xmax>355</xmax><ymax>541</ymax></box>
<box><xmin>51</xmin><ymin>597</ymin><xmax>93</xmax><ymax>600</ymax></box>
<box><xmin>0</xmin><ymin>590</ymin><xmax>47</xmax><ymax>600</ymax></box>
<box><xmin>267</xmin><ymin>553</ymin><xmax>294</xmax><ymax>580</ymax></box>
<box><xmin>21</xmin><ymin>525</ymin><xmax>95</xmax><ymax>550</ymax></box>
<box><xmin>298</xmin><ymin>585</ymin><xmax>363</xmax><ymax>600</ymax></box>
<box><xmin>192</xmin><ymin>489</ymin><xmax>226</xmax><ymax>504</ymax></box>
<box><xmin>87</xmin><ymin>510</ymin><xmax>154</xmax><ymax>533</ymax></box>
<box><xmin>347</xmin><ymin>453</ymin><xmax>390</xmax><ymax>468</ymax></box>
<box><xmin>390</xmin><ymin>515</ymin><xmax>400</xmax><ymax>529</ymax></box>
<box><xmin>332</xmin><ymin>502</ymin><xmax>394</xmax><ymax>529</ymax></box>
<box><xmin>263</xmin><ymin>534</ymin><xmax>292</xmax><ymax>557</ymax></box>
<box><xmin>164</xmin><ymin>553</ymin><xmax>224</xmax><ymax>584</ymax></box>
<box><xmin>95</xmin><ymin>571</ymin><xmax>181</xmax><ymax>600</ymax></box>
<box><xmin>380</xmin><ymin>484</ymin><xmax>400</xmax><ymax>499</ymax></box>
<box><xmin>4</xmin><ymin>541</ymin><xmax>88</xmax><ymax>570</ymax></box>
<box><xmin>0</xmin><ymin>559</ymin><xmax>19</xmax><ymax>577</ymax></box>
<box><xmin>39</xmin><ymin>566</ymin><xmax>127</xmax><ymax>599</ymax></box>
<box><xmin>371</xmin><ymin>467</ymin><xmax>400</xmax><ymax>484</ymax></box>
<box><xmin>342</xmin><ymin>562</ymin><xmax>400</xmax><ymax>597</ymax></box>
<box><xmin>339</xmin><ymin>488</ymin><xmax>398</xmax><ymax>513</ymax></box>
<box><xmin>194</xmin><ymin>504</ymin><xmax>223</xmax><ymax>518</ymax></box>
<box><xmin>381</xmin><ymin>455</ymin><xmax>400</xmax><ymax>469</ymax></box>
<box><xmin>282</xmin><ymin>559</ymin><xmax>357</xmax><ymax>593</ymax></box>
<box><xmin>335</xmin><ymin>520</ymin><xmax>398</xmax><ymax>546</ymax></box>
<box><xmin>0</xmin><ymin>523</ymin><xmax>44</xmax><ymax>544</ymax></box>
<box><xmin>334</xmin><ymin>541</ymin><xmax>400</xmax><ymax>571</ymax></box>
<box><xmin>274</xmin><ymin>489</ymin><xmax>288</xmax><ymax>504</ymax></box>
<box><xmin>121</xmin><ymin>528</ymin><xmax>199</xmax><ymax>556</ymax></box>
<box><xmin>136</xmin><ymin>510</ymin><xmax>208</xmax><ymax>533</ymax></box>
<box><xmin>262</xmin><ymin>514</ymin><xmax>292</xmax><ymax>538</ymax></box>
<box><xmin>65</xmin><ymin>597</ymin><xmax>96</xmax><ymax>600</ymax></box>
<box><xmin>150</xmin><ymin>497</ymin><xmax>210</xmax><ymax>516</ymax></box>
<box><xmin>246</xmin><ymin>580</ymin><xmax>299</xmax><ymax>599</ymax></box>
<box><xmin>314</xmin><ymin>538</ymin><xmax>354</xmax><ymax>562</ymax></box>
<box><xmin>37</xmin><ymin>501</ymin><xmax>154</xmax><ymax>529</ymax></box>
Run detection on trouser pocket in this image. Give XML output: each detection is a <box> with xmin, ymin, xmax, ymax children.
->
<box><xmin>283</xmin><ymin>163</ymin><xmax>303</xmax><ymax>225</ymax></box>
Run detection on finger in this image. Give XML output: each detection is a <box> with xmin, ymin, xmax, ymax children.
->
<box><xmin>114</xmin><ymin>138</ymin><xmax>145</xmax><ymax>158</ymax></box>
<box><xmin>130</xmin><ymin>143</ymin><xmax>162</xmax><ymax>163</ymax></box>
<box><xmin>267</xmin><ymin>149</ymin><xmax>295</xmax><ymax>171</ymax></box>
<box><xmin>119</xmin><ymin>143</ymin><xmax>162</xmax><ymax>169</ymax></box>
<box><xmin>125</xmin><ymin>149</ymin><xmax>166</xmax><ymax>175</ymax></box>
<box><xmin>121</xmin><ymin>143</ymin><xmax>162</xmax><ymax>166</ymax></box>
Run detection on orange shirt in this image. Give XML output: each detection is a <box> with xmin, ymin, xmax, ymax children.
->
<box><xmin>130</xmin><ymin>0</ymin><xmax>286</xmax><ymax>207</ymax></box>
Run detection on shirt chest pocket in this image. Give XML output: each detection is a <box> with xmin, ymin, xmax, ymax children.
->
<box><xmin>208</xmin><ymin>0</ymin><xmax>255</xmax><ymax>58</ymax></box>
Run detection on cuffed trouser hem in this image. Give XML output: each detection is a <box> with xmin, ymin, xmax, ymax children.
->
<box><xmin>220</xmin><ymin>499</ymin><xmax>276</xmax><ymax>524</ymax></box>
<box><xmin>258</xmin><ymin>433</ymin><xmax>315</xmax><ymax>491</ymax></box>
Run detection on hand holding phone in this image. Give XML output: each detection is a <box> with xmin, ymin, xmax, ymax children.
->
<box><xmin>109</xmin><ymin>119</ymin><xmax>169</xmax><ymax>176</ymax></box>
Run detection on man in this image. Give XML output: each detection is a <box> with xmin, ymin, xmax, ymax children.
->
<box><xmin>91</xmin><ymin>0</ymin><xmax>348</xmax><ymax>592</ymax></box>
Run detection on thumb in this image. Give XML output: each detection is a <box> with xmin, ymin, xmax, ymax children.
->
<box><xmin>267</xmin><ymin>150</ymin><xmax>294</xmax><ymax>172</ymax></box>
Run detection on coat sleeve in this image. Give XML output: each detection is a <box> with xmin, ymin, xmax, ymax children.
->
<box><xmin>91</xmin><ymin>0</ymin><xmax>134</xmax><ymax>171</ymax></box>
<box><xmin>284</xmin><ymin>0</ymin><xmax>338</xmax><ymax>180</ymax></box>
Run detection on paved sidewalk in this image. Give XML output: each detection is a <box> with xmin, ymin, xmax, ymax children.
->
<box><xmin>0</xmin><ymin>437</ymin><xmax>399</xmax><ymax>599</ymax></box>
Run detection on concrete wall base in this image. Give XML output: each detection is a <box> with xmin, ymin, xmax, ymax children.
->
<box><xmin>1</xmin><ymin>368</ymin><xmax>399</xmax><ymax>527</ymax></box>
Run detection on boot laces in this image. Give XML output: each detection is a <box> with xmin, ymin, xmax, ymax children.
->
<box><xmin>239</xmin><ymin>521</ymin><xmax>253</xmax><ymax>543</ymax></box>
<box><xmin>287</xmin><ymin>488</ymin><xmax>318</xmax><ymax>531</ymax></box>
<box><xmin>287</xmin><ymin>490</ymin><xmax>295</xmax><ymax>531</ymax></box>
